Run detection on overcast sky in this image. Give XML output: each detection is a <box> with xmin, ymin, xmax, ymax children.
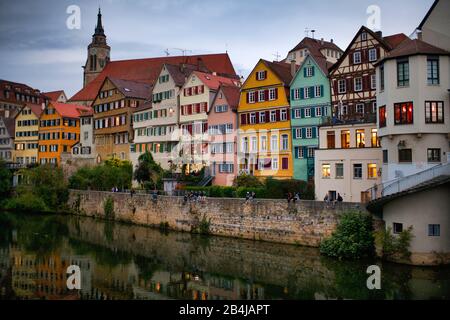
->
<box><xmin>0</xmin><ymin>0</ymin><xmax>434</xmax><ymax>98</ymax></box>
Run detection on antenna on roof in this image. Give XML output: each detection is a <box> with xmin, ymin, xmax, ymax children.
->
<box><xmin>305</xmin><ymin>27</ymin><xmax>310</xmax><ymax>37</ymax></box>
<box><xmin>272</xmin><ymin>51</ymin><xmax>281</xmax><ymax>62</ymax></box>
<box><xmin>164</xmin><ymin>49</ymin><xmax>170</xmax><ymax>56</ymax></box>
<box><xmin>311</xmin><ymin>29</ymin><xmax>316</xmax><ymax>39</ymax></box>
<box><xmin>173</xmin><ymin>48</ymin><xmax>193</xmax><ymax>56</ymax></box>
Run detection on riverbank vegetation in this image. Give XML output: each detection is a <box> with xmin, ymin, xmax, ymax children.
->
<box><xmin>320</xmin><ymin>211</ymin><xmax>375</xmax><ymax>260</ymax></box>
<box><xmin>374</xmin><ymin>226</ymin><xmax>414</xmax><ymax>261</ymax></box>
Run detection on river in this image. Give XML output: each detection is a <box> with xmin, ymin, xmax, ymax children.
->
<box><xmin>0</xmin><ymin>212</ymin><xmax>449</xmax><ymax>300</ymax></box>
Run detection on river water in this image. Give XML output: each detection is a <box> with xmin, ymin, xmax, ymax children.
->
<box><xmin>0</xmin><ymin>212</ymin><xmax>449</xmax><ymax>300</ymax></box>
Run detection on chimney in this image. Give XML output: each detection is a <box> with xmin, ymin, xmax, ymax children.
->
<box><xmin>330</xmin><ymin>39</ymin><xmax>334</xmax><ymax>43</ymax></box>
<box><xmin>290</xmin><ymin>59</ymin><xmax>297</xmax><ymax>77</ymax></box>
<box><xmin>320</xmin><ymin>38</ymin><xmax>324</xmax><ymax>45</ymax></box>
<box><xmin>417</xmin><ymin>30</ymin><xmax>423</xmax><ymax>40</ymax></box>
<box><xmin>375</xmin><ymin>31</ymin><xmax>383</xmax><ymax>38</ymax></box>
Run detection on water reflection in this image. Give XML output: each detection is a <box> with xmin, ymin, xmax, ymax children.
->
<box><xmin>0</xmin><ymin>212</ymin><xmax>449</xmax><ymax>300</ymax></box>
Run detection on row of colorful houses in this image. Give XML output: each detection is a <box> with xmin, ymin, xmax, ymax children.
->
<box><xmin>1</xmin><ymin>1</ymin><xmax>449</xmax><ymax>203</ymax></box>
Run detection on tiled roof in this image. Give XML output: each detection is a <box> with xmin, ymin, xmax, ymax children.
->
<box><xmin>108</xmin><ymin>77</ymin><xmax>152</xmax><ymax>100</ymax></box>
<box><xmin>133</xmin><ymin>101</ymin><xmax>153</xmax><ymax>113</ymax></box>
<box><xmin>262</xmin><ymin>60</ymin><xmax>296</xmax><ymax>85</ymax></box>
<box><xmin>51</xmin><ymin>102</ymin><xmax>92</xmax><ymax>118</ymax></box>
<box><xmin>288</xmin><ymin>37</ymin><xmax>343</xmax><ymax>56</ymax></box>
<box><xmin>43</xmin><ymin>90</ymin><xmax>65</xmax><ymax>101</ymax></box>
<box><xmin>192</xmin><ymin>71</ymin><xmax>240</xmax><ymax>91</ymax></box>
<box><xmin>3</xmin><ymin>117</ymin><xmax>15</xmax><ymax>136</ymax></box>
<box><xmin>24</xmin><ymin>103</ymin><xmax>44</xmax><ymax>118</ymax></box>
<box><xmin>376</xmin><ymin>38</ymin><xmax>449</xmax><ymax>64</ymax></box>
<box><xmin>0</xmin><ymin>79</ymin><xmax>46</xmax><ymax>104</ymax></box>
<box><xmin>220</xmin><ymin>84</ymin><xmax>240</xmax><ymax>111</ymax></box>
<box><xmin>164</xmin><ymin>63</ymin><xmax>205</xmax><ymax>87</ymax></box>
<box><xmin>383</xmin><ymin>33</ymin><xmax>410</xmax><ymax>50</ymax></box>
<box><xmin>70</xmin><ymin>53</ymin><xmax>237</xmax><ymax>103</ymax></box>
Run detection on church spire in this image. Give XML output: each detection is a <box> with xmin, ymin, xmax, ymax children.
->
<box><xmin>94</xmin><ymin>7</ymin><xmax>105</xmax><ymax>36</ymax></box>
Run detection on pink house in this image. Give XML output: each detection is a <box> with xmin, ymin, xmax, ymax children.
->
<box><xmin>207</xmin><ymin>84</ymin><xmax>240</xmax><ymax>186</ymax></box>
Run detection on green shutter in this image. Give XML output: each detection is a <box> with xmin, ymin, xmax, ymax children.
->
<box><xmin>309</xmin><ymin>87</ymin><xmax>314</xmax><ymax>98</ymax></box>
<box><xmin>311</xmin><ymin>67</ymin><xmax>315</xmax><ymax>76</ymax></box>
<box><xmin>300</xmin><ymin>88</ymin><xmax>304</xmax><ymax>99</ymax></box>
<box><xmin>311</xmin><ymin>108</ymin><xmax>315</xmax><ymax>117</ymax></box>
<box><xmin>302</xmin><ymin>128</ymin><xmax>306</xmax><ymax>138</ymax></box>
<box><xmin>303</xmin><ymin>68</ymin><xmax>307</xmax><ymax>77</ymax></box>
<box><xmin>320</xmin><ymin>85</ymin><xmax>324</xmax><ymax>97</ymax></box>
<box><xmin>312</xmin><ymin>127</ymin><xmax>317</xmax><ymax>138</ymax></box>
<box><xmin>300</xmin><ymin>108</ymin><xmax>305</xmax><ymax>118</ymax></box>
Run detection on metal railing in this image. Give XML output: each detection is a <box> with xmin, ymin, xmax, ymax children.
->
<box><xmin>367</xmin><ymin>162</ymin><xmax>450</xmax><ymax>201</ymax></box>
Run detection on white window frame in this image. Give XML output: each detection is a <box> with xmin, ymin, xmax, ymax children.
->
<box><xmin>250</xmin><ymin>113</ymin><xmax>256</xmax><ymax>124</ymax></box>
<box><xmin>249</xmin><ymin>91</ymin><xmax>256</xmax><ymax>103</ymax></box>
<box><xmin>304</xmin><ymin>87</ymin><xmax>310</xmax><ymax>99</ymax></box>
<box><xmin>258</xmin><ymin>90</ymin><xmax>265</xmax><ymax>102</ymax></box>
<box><xmin>259</xmin><ymin>112</ymin><xmax>266</xmax><ymax>123</ymax></box>
<box><xmin>294</xmin><ymin>109</ymin><xmax>301</xmax><ymax>119</ymax></box>
<box><xmin>272</xmin><ymin>157</ymin><xmax>279</xmax><ymax>170</ymax></box>
<box><xmin>314</xmin><ymin>85</ymin><xmax>321</xmax><ymax>97</ymax></box>
<box><xmin>260</xmin><ymin>136</ymin><xmax>267</xmax><ymax>152</ymax></box>
<box><xmin>304</xmin><ymin>108</ymin><xmax>311</xmax><ymax>118</ymax></box>
<box><xmin>306</xmin><ymin>127</ymin><xmax>313</xmax><ymax>138</ymax></box>
<box><xmin>369</xmin><ymin>48</ymin><xmax>377</xmax><ymax>62</ymax></box>
<box><xmin>338</xmin><ymin>79</ymin><xmax>346</xmax><ymax>94</ymax></box>
<box><xmin>280</xmin><ymin>109</ymin><xmax>287</xmax><ymax>121</ymax></box>
<box><xmin>353</xmin><ymin>51</ymin><xmax>362</xmax><ymax>64</ymax></box>
<box><xmin>307</xmin><ymin>147</ymin><xmax>315</xmax><ymax>158</ymax></box>
<box><xmin>281</xmin><ymin>134</ymin><xmax>289</xmax><ymax>151</ymax></box>
<box><xmin>294</xmin><ymin>89</ymin><xmax>300</xmax><ymax>100</ymax></box>
<box><xmin>256</xmin><ymin>71</ymin><xmax>266</xmax><ymax>81</ymax></box>
<box><xmin>269</xmin><ymin>88</ymin><xmax>276</xmax><ymax>101</ymax></box>
<box><xmin>270</xmin><ymin>110</ymin><xmax>276</xmax><ymax>122</ymax></box>
<box><xmin>306</xmin><ymin>66</ymin><xmax>313</xmax><ymax>77</ymax></box>
<box><xmin>251</xmin><ymin>136</ymin><xmax>257</xmax><ymax>152</ymax></box>
<box><xmin>271</xmin><ymin>135</ymin><xmax>278</xmax><ymax>152</ymax></box>
<box><xmin>371</xmin><ymin>74</ymin><xmax>377</xmax><ymax>90</ymax></box>
<box><xmin>354</xmin><ymin>77</ymin><xmax>363</xmax><ymax>92</ymax></box>
<box><xmin>295</xmin><ymin>128</ymin><xmax>302</xmax><ymax>139</ymax></box>
<box><xmin>297</xmin><ymin>148</ymin><xmax>305</xmax><ymax>159</ymax></box>
<box><xmin>356</xmin><ymin>103</ymin><xmax>365</xmax><ymax>114</ymax></box>
<box><xmin>315</xmin><ymin>107</ymin><xmax>322</xmax><ymax>117</ymax></box>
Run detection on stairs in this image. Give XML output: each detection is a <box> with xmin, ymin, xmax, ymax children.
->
<box><xmin>198</xmin><ymin>175</ymin><xmax>213</xmax><ymax>187</ymax></box>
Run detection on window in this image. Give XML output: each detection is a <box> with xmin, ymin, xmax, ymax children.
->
<box><xmin>397</xmin><ymin>58</ymin><xmax>409</xmax><ymax>87</ymax></box>
<box><xmin>296</xmin><ymin>147</ymin><xmax>304</xmax><ymax>159</ymax></box>
<box><xmin>369</xmin><ymin>48</ymin><xmax>377</xmax><ymax>62</ymax></box>
<box><xmin>315</xmin><ymin>107</ymin><xmax>322</xmax><ymax>117</ymax></box>
<box><xmin>393</xmin><ymin>223</ymin><xmax>403</xmax><ymax>234</ymax></box>
<box><xmin>307</xmin><ymin>147</ymin><xmax>315</xmax><ymax>158</ymax></box>
<box><xmin>270</xmin><ymin>111</ymin><xmax>276</xmax><ymax>122</ymax></box>
<box><xmin>368</xmin><ymin>164</ymin><xmax>378</xmax><ymax>179</ymax></box>
<box><xmin>361</xmin><ymin>32</ymin><xmax>367</xmax><ymax>41</ymax></box>
<box><xmin>322</xmin><ymin>164</ymin><xmax>331</xmax><ymax>178</ymax></box>
<box><xmin>269</xmin><ymin>88</ymin><xmax>277</xmax><ymax>101</ymax></box>
<box><xmin>327</xmin><ymin>131</ymin><xmax>335</xmax><ymax>149</ymax></box>
<box><xmin>281</xmin><ymin>134</ymin><xmax>289</xmax><ymax>151</ymax></box>
<box><xmin>280</xmin><ymin>109</ymin><xmax>288</xmax><ymax>121</ymax></box>
<box><xmin>271</xmin><ymin>135</ymin><xmax>278</xmax><ymax>151</ymax></box>
<box><xmin>336</xmin><ymin>163</ymin><xmax>344</xmax><ymax>179</ymax></box>
<box><xmin>259</xmin><ymin>112</ymin><xmax>266</xmax><ymax>123</ymax></box>
<box><xmin>306</xmin><ymin>66</ymin><xmax>314</xmax><ymax>77</ymax></box>
<box><xmin>295</xmin><ymin>128</ymin><xmax>302</xmax><ymax>139</ymax></box>
<box><xmin>428</xmin><ymin>224</ymin><xmax>440</xmax><ymax>237</ymax></box>
<box><xmin>380</xmin><ymin>63</ymin><xmax>385</xmax><ymax>91</ymax></box>
<box><xmin>371</xmin><ymin>129</ymin><xmax>379</xmax><ymax>147</ymax></box>
<box><xmin>219</xmin><ymin>163</ymin><xmax>234</xmax><ymax>173</ymax></box>
<box><xmin>250</xmin><ymin>113</ymin><xmax>256</xmax><ymax>124</ymax></box>
<box><xmin>251</xmin><ymin>137</ymin><xmax>257</xmax><ymax>152</ymax></box>
<box><xmin>260</xmin><ymin>136</ymin><xmax>267</xmax><ymax>151</ymax></box>
<box><xmin>259</xmin><ymin>90</ymin><xmax>265</xmax><ymax>102</ymax></box>
<box><xmin>427</xmin><ymin>56</ymin><xmax>439</xmax><ymax>85</ymax></box>
<box><xmin>356</xmin><ymin>129</ymin><xmax>365</xmax><ymax>148</ymax></box>
<box><xmin>242</xmin><ymin>137</ymin><xmax>249</xmax><ymax>153</ymax></box>
<box><xmin>353</xmin><ymin>51</ymin><xmax>361</xmax><ymax>64</ymax></box>
<box><xmin>249</xmin><ymin>91</ymin><xmax>256</xmax><ymax>103</ymax></box>
<box><xmin>272</xmin><ymin>157</ymin><xmax>279</xmax><ymax>170</ymax></box>
<box><xmin>304</xmin><ymin>108</ymin><xmax>311</xmax><ymax>117</ymax></box>
<box><xmin>256</xmin><ymin>71</ymin><xmax>266</xmax><ymax>81</ymax></box>
<box><xmin>383</xmin><ymin>150</ymin><xmax>388</xmax><ymax>164</ymax></box>
<box><xmin>354</xmin><ymin>77</ymin><xmax>363</xmax><ymax>91</ymax></box>
<box><xmin>282</xmin><ymin>157</ymin><xmax>289</xmax><ymax>170</ymax></box>
<box><xmin>425</xmin><ymin>101</ymin><xmax>444</xmax><ymax>123</ymax></box>
<box><xmin>394</xmin><ymin>102</ymin><xmax>413</xmax><ymax>125</ymax></box>
<box><xmin>379</xmin><ymin>106</ymin><xmax>386</xmax><ymax>127</ymax></box>
<box><xmin>356</xmin><ymin>103</ymin><xmax>364</xmax><ymax>114</ymax></box>
<box><xmin>341</xmin><ymin>130</ymin><xmax>350</xmax><ymax>149</ymax></box>
<box><xmin>306</xmin><ymin>127</ymin><xmax>312</xmax><ymax>138</ymax></box>
<box><xmin>338</xmin><ymin>79</ymin><xmax>346</xmax><ymax>93</ymax></box>
<box><xmin>371</xmin><ymin>74</ymin><xmax>376</xmax><ymax>90</ymax></box>
<box><xmin>427</xmin><ymin>149</ymin><xmax>441</xmax><ymax>162</ymax></box>
<box><xmin>293</xmin><ymin>88</ymin><xmax>300</xmax><ymax>100</ymax></box>
<box><xmin>353</xmin><ymin>164</ymin><xmax>362</xmax><ymax>179</ymax></box>
<box><xmin>314</xmin><ymin>85</ymin><xmax>322</xmax><ymax>97</ymax></box>
<box><xmin>398</xmin><ymin>149</ymin><xmax>412</xmax><ymax>163</ymax></box>
<box><xmin>304</xmin><ymin>87</ymin><xmax>310</xmax><ymax>99</ymax></box>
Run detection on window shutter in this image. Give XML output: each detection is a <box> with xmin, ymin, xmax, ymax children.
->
<box><xmin>303</xmin><ymin>146</ymin><xmax>308</xmax><ymax>157</ymax></box>
<box><xmin>247</xmin><ymin>114</ymin><xmax>250</xmax><ymax>124</ymax></box>
<box><xmin>241</xmin><ymin>114</ymin><xmax>246</xmax><ymax>125</ymax></box>
<box><xmin>303</xmin><ymin>68</ymin><xmax>307</xmax><ymax>77</ymax></box>
<box><xmin>333</xmin><ymin>81</ymin><xmax>338</xmax><ymax>95</ymax></box>
<box><xmin>347</xmin><ymin>78</ymin><xmax>353</xmax><ymax>93</ymax></box>
<box><xmin>301</xmin><ymin>108</ymin><xmax>305</xmax><ymax>118</ymax></box>
<box><xmin>255</xmin><ymin>113</ymin><xmax>260</xmax><ymax>124</ymax></box>
<box><xmin>311</xmin><ymin>108</ymin><xmax>315</xmax><ymax>117</ymax></box>
<box><xmin>300</xmin><ymin>88</ymin><xmax>304</xmax><ymax>99</ymax></box>
<box><xmin>275</xmin><ymin>88</ymin><xmax>278</xmax><ymax>99</ymax></box>
<box><xmin>291</xmin><ymin>89</ymin><xmax>295</xmax><ymax>100</ymax></box>
<box><xmin>309</xmin><ymin>87</ymin><xmax>314</xmax><ymax>98</ymax></box>
<box><xmin>246</xmin><ymin>92</ymin><xmax>249</xmax><ymax>103</ymax></box>
<box><xmin>302</xmin><ymin>128</ymin><xmax>306</xmax><ymax>138</ymax></box>
<box><xmin>255</xmin><ymin>91</ymin><xmax>259</xmax><ymax>103</ymax></box>
<box><xmin>287</xmin><ymin>109</ymin><xmax>290</xmax><ymax>120</ymax></box>
<box><xmin>320</xmin><ymin>85</ymin><xmax>324</xmax><ymax>97</ymax></box>
<box><xmin>349</xmin><ymin>52</ymin><xmax>354</xmax><ymax>65</ymax></box>
<box><xmin>265</xmin><ymin>90</ymin><xmax>269</xmax><ymax>101</ymax></box>
<box><xmin>255</xmin><ymin>72</ymin><xmax>259</xmax><ymax>80</ymax></box>
<box><xmin>276</xmin><ymin>109</ymin><xmax>280</xmax><ymax>121</ymax></box>
<box><xmin>311</xmin><ymin>67</ymin><xmax>315</xmax><ymax>76</ymax></box>
<box><xmin>376</xmin><ymin>48</ymin><xmax>381</xmax><ymax>62</ymax></box>
<box><xmin>265</xmin><ymin>110</ymin><xmax>270</xmax><ymax>121</ymax></box>
<box><xmin>312</xmin><ymin>127</ymin><xmax>317</xmax><ymax>138</ymax></box>
<box><xmin>294</xmin><ymin>147</ymin><xmax>299</xmax><ymax>159</ymax></box>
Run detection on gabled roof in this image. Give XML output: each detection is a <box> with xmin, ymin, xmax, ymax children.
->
<box><xmin>50</xmin><ymin>102</ymin><xmax>92</xmax><ymax>119</ymax></box>
<box><xmin>164</xmin><ymin>63</ymin><xmax>208</xmax><ymax>87</ymax></box>
<box><xmin>375</xmin><ymin>38</ymin><xmax>449</xmax><ymax>65</ymax></box>
<box><xmin>69</xmin><ymin>53</ymin><xmax>237</xmax><ymax>103</ymax></box>
<box><xmin>191</xmin><ymin>71</ymin><xmax>240</xmax><ymax>91</ymax></box>
<box><xmin>288</xmin><ymin>37</ymin><xmax>343</xmax><ymax>56</ymax></box>
<box><xmin>262</xmin><ymin>60</ymin><xmax>296</xmax><ymax>85</ymax></box>
<box><xmin>329</xmin><ymin>25</ymin><xmax>408</xmax><ymax>73</ymax></box>
<box><xmin>418</xmin><ymin>0</ymin><xmax>439</xmax><ymax>30</ymax></box>
<box><xmin>133</xmin><ymin>102</ymin><xmax>153</xmax><ymax>114</ymax></box>
<box><xmin>3</xmin><ymin>117</ymin><xmax>15</xmax><ymax>136</ymax></box>
<box><xmin>209</xmin><ymin>84</ymin><xmax>240</xmax><ymax>114</ymax></box>
<box><xmin>0</xmin><ymin>79</ymin><xmax>47</xmax><ymax>104</ymax></box>
<box><xmin>107</xmin><ymin>77</ymin><xmax>152</xmax><ymax>100</ymax></box>
<box><xmin>43</xmin><ymin>90</ymin><xmax>66</xmax><ymax>102</ymax></box>
<box><xmin>291</xmin><ymin>54</ymin><xmax>331</xmax><ymax>86</ymax></box>
<box><xmin>23</xmin><ymin>103</ymin><xmax>44</xmax><ymax>118</ymax></box>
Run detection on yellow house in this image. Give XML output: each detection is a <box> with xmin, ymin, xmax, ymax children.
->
<box><xmin>238</xmin><ymin>59</ymin><xmax>295</xmax><ymax>179</ymax></box>
<box><xmin>13</xmin><ymin>103</ymin><xmax>43</xmax><ymax>165</ymax></box>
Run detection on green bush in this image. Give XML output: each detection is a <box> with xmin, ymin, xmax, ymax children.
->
<box><xmin>233</xmin><ymin>174</ymin><xmax>264</xmax><ymax>188</ymax></box>
<box><xmin>103</xmin><ymin>196</ymin><xmax>115</xmax><ymax>220</ymax></box>
<box><xmin>5</xmin><ymin>193</ymin><xmax>49</xmax><ymax>213</ymax></box>
<box><xmin>374</xmin><ymin>226</ymin><xmax>414</xmax><ymax>260</ymax></box>
<box><xmin>265</xmin><ymin>178</ymin><xmax>314</xmax><ymax>200</ymax></box>
<box><xmin>320</xmin><ymin>211</ymin><xmax>375</xmax><ymax>260</ymax></box>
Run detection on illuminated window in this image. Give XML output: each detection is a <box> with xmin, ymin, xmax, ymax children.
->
<box><xmin>379</xmin><ymin>106</ymin><xmax>386</xmax><ymax>127</ymax></box>
<box><xmin>356</xmin><ymin>129</ymin><xmax>365</xmax><ymax>148</ymax></box>
<box><xmin>425</xmin><ymin>101</ymin><xmax>444</xmax><ymax>123</ymax></box>
<box><xmin>368</xmin><ymin>164</ymin><xmax>377</xmax><ymax>179</ymax></box>
<box><xmin>394</xmin><ymin>102</ymin><xmax>413</xmax><ymax>125</ymax></box>
<box><xmin>371</xmin><ymin>129</ymin><xmax>379</xmax><ymax>147</ymax></box>
<box><xmin>327</xmin><ymin>131</ymin><xmax>335</xmax><ymax>149</ymax></box>
<box><xmin>341</xmin><ymin>130</ymin><xmax>350</xmax><ymax>149</ymax></box>
<box><xmin>322</xmin><ymin>164</ymin><xmax>331</xmax><ymax>178</ymax></box>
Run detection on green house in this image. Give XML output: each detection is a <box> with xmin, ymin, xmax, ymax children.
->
<box><xmin>290</xmin><ymin>54</ymin><xmax>332</xmax><ymax>181</ymax></box>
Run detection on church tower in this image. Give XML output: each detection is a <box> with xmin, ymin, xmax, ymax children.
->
<box><xmin>83</xmin><ymin>8</ymin><xmax>111</xmax><ymax>87</ymax></box>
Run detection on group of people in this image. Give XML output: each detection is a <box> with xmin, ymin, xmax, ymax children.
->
<box><xmin>111</xmin><ymin>187</ymin><xmax>120</xmax><ymax>193</ymax></box>
<box><xmin>286</xmin><ymin>192</ymin><xmax>301</xmax><ymax>203</ymax></box>
<box><xmin>183</xmin><ymin>191</ymin><xmax>207</xmax><ymax>204</ymax></box>
<box><xmin>324</xmin><ymin>193</ymin><xmax>343</xmax><ymax>204</ymax></box>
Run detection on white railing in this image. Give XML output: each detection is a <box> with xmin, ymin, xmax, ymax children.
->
<box><xmin>368</xmin><ymin>162</ymin><xmax>450</xmax><ymax>201</ymax></box>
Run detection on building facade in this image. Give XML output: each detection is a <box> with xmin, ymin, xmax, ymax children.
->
<box><xmin>13</xmin><ymin>104</ymin><xmax>42</xmax><ymax>165</ymax></box>
<box><xmin>71</xmin><ymin>109</ymin><xmax>96</xmax><ymax>163</ymax></box>
<box><xmin>290</xmin><ymin>55</ymin><xmax>332</xmax><ymax>181</ymax></box>
<box><xmin>315</xmin><ymin>122</ymin><xmax>382</xmax><ymax>202</ymax></box>
<box><xmin>416</xmin><ymin>0</ymin><xmax>450</xmax><ymax>52</ymax></box>
<box><xmin>208</xmin><ymin>85</ymin><xmax>240</xmax><ymax>186</ymax></box>
<box><xmin>38</xmin><ymin>102</ymin><xmax>90</xmax><ymax>165</ymax></box>
<box><xmin>179</xmin><ymin>71</ymin><xmax>239</xmax><ymax>173</ymax></box>
<box><xmin>238</xmin><ymin>59</ymin><xmax>294</xmax><ymax>179</ymax></box>
<box><xmin>92</xmin><ymin>77</ymin><xmax>151</xmax><ymax>163</ymax></box>
<box><xmin>284</xmin><ymin>37</ymin><xmax>343</xmax><ymax>66</ymax></box>
<box><xmin>0</xmin><ymin>117</ymin><xmax>15</xmax><ymax>162</ymax></box>
<box><xmin>376</xmin><ymin>38</ymin><xmax>450</xmax><ymax>182</ymax></box>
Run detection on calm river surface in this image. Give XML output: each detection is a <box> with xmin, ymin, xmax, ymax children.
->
<box><xmin>0</xmin><ymin>212</ymin><xmax>449</xmax><ymax>300</ymax></box>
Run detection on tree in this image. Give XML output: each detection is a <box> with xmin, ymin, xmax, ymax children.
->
<box><xmin>233</xmin><ymin>173</ymin><xmax>264</xmax><ymax>188</ymax></box>
<box><xmin>0</xmin><ymin>160</ymin><xmax>12</xmax><ymax>199</ymax></box>
<box><xmin>133</xmin><ymin>152</ymin><xmax>163</xmax><ymax>190</ymax></box>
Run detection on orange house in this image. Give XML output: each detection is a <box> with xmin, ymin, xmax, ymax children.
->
<box><xmin>38</xmin><ymin>102</ymin><xmax>92</xmax><ymax>165</ymax></box>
